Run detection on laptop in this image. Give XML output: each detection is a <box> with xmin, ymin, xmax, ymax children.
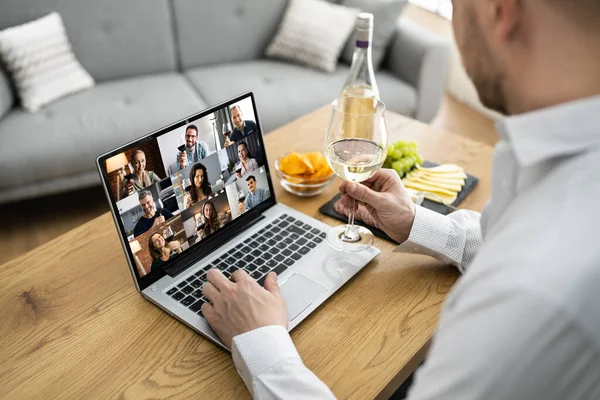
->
<box><xmin>97</xmin><ymin>92</ymin><xmax>380</xmax><ymax>350</ymax></box>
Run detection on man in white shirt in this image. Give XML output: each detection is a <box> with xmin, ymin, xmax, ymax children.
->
<box><xmin>199</xmin><ymin>0</ymin><xmax>600</xmax><ymax>398</ymax></box>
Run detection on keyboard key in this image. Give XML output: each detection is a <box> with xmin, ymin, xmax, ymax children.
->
<box><xmin>294</xmin><ymin>220</ymin><xmax>303</xmax><ymax>226</ymax></box>
<box><xmin>200</xmin><ymin>275</ymin><xmax>208</xmax><ymax>282</ymax></box>
<box><xmin>291</xmin><ymin>253</ymin><xmax>302</xmax><ymax>261</ymax></box>
<box><xmin>289</xmin><ymin>225</ymin><xmax>306</xmax><ymax>235</ymax></box>
<box><xmin>264</xmin><ymin>231</ymin><xmax>274</xmax><ymax>238</ymax></box>
<box><xmin>186</xmin><ymin>275</ymin><xmax>195</xmax><ymax>283</ymax></box>
<box><xmin>246</xmin><ymin>263</ymin><xmax>258</xmax><ymax>271</ymax></box>
<box><xmin>272</xmin><ymin>227</ymin><xmax>281</xmax><ymax>234</ymax></box>
<box><xmin>259</xmin><ymin>244</ymin><xmax>269</xmax><ymax>251</ymax></box>
<box><xmin>197</xmin><ymin>310</ymin><xmax>204</xmax><ymax>318</ymax></box>
<box><xmin>243</xmin><ymin>254</ymin><xmax>255</xmax><ymax>263</ymax></box>
<box><xmin>258</xmin><ymin>229</ymin><xmax>266</xmax><ymax>234</ymax></box>
<box><xmin>265</xmin><ymin>224</ymin><xmax>273</xmax><ymax>230</ymax></box>
<box><xmin>313</xmin><ymin>237</ymin><xmax>324</xmax><ymax>244</ymax></box>
<box><xmin>167</xmin><ymin>287</ymin><xmax>177</xmax><ymax>296</ymax></box>
<box><xmin>271</xmin><ymin>247</ymin><xmax>280</xmax><ymax>254</ymax></box>
<box><xmin>274</xmin><ymin>254</ymin><xmax>285</xmax><ymax>262</ymax></box>
<box><xmin>177</xmin><ymin>281</ymin><xmax>187</xmax><ymax>289</ymax></box>
<box><xmin>311</xmin><ymin>228</ymin><xmax>322</xmax><ymax>235</ymax></box>
<box><xmin>251</xmin><ymin>249</ymin><xmax>262</xmax><ymax>257</ymax></box>
<box><xmin>171</xmin><ymin>291</ymin><xmax>184</xmax><ymax>301</ymax></box>
<box><xmin>182</xmin><ymin>286</ymin><xmax>194</xmax><ymax>294</ymax></box>
<box><xmin>218</xmin><ymin>262</ymin><xmax>228</xmax><ymax>270</ymax></box>
<box><xmin>255</xmin><ymin>258</ymin><xmax>265</xmax><ymax>265</ymax></box>
<box><xmin>192</xmin><ymin>289</ymin><xmax>202</xmax><ymax>297</ymax></box>
<box><xmin>303</xmin><ymin>223</ymin><xmax>312</xmax><ymax>231</ymax></box>
<box><xmin>233</xmin><ymin>251</ymin><xmax>244</xmax><ymax>259</ymax></box>
<box><xmin>267</xmin><ymin>239</ymin><xmax>277</xmax><ymax>246</ymax></box>
<box><xmin>282</xmin><ymin>249</ymin><xmax>292</xmax><ymax>257</ymax></box>
<box><xmin>286</xmin><ymin>216</ymin><xmax>296</xmax><ymax>222</ymax></box>
<box><xmin>257</xmin><ymin>236</ymin><xmax>267</xmax><ymax>243</ymax></box>
<box><xmin>276</xmin><ymin>242</ymin><xmax>287</xmax><ymax>249</ymax></box>
<box><xmin>280</xmin><ymin>213</ymin><xmax>289</xmax><ymax>219</ymax></box>
<box><xmin>235</xmin><ymin>260</ymin><xmax>245</xmax><ymax>268</ymax></box>
<box><xmin>241</xmin><ymin>246</ymin><xmax>251</xmax><ymax>253</ymax></box>
<box><xmin>258</xmin><ymin>276</ymin><xmax>267</xmax><ymax>287</ymax></box>
<box><xmin>305</xmin><ymin>233</ymin><xmax>315</xmax><ymax>240</ymax></box>
<box><xmin>284</xmin><ymin>258</ymin><xmax>295</xmax><ymax>266</ymax></box>
<box><xmin>263</xmin><ymin>253</ymin><xmax>273</xmax><ymax>260</ymax></box>
<box><xmin>319</xmin><ymin>232</ymin><xmax>326</xmax><ymax>239</ymax></box>
<box><xmin>189</xmin><ymin>299</ymin><xmax>205</xmax><ymax>312</ymax></box>
<box><xmin>191</xmin><ymin>279</ymin><xmax>202</xmax><ymax>288</ymax></box>
<box><xmin>289</xmin><ymin>243</ymin><xmax>300</xmax><ymax>251</ymax></box>
<box><xmin>250</xmin><ymin>271</ymin><xmax>262</xmax><ymax>279</ymax></box>
<box><xmin>225</xmin><ymin>256</ymin><xmax>235</xmax><ymax>265</ymax></box>
<box><xmin>273</xmin><ymin>264</ymin><xmax>288</xmax><ymax>276</ymax></box>
<box><xmin>227</xmin><ymin>266</ymin><xmax>238</xmax><ymax>274</ymax></box>
<box><xmin>266</xmin><ymin>259</ymin><xmax>277</xmax><ymax>268</ymax></box>
<box><xmin>223</xmin><ymin>271</ymin><xmax>231</xmax><ymax>279</ymax></box>
<box><xmin>280</xmin><ymin>230</ymin><xmax>290</xmax><ymax>237</ymax></box>
<box><xmin>274</xmin><ymin>234</ymin><xmax>283</xmax><ymax>242</ymax></box>
<box><xmin>298</xmin><ymin>247</ymin><xmax>310</xmax><ymax>255</ymax></box>
<box><xmin>284</xmin><ymin>237</ymin><xmax>293</xmax><ymax>245</ymax></box>
<box><xmin>248</xmin><ymin>240</ymin><xmax>259</xmax><ymax>247</ymax></box>
<box><xmin>307</xmin><ymin>241</ymin><xmax>317</xmax><ymax>249</ymax></box>
<box><xmin>259</xmin><ymin>266</ymin><xmax>270</xmax><ymax>273</ymax></box>
<box><xmin>181</xmin><ymin>296</ymin><xmax>195</xmax><ymax>306</ymax></box>
<box><xmin>290</xmin><ymin>233</ymin><xmax>300</xmax><ymax>240</ymax></box>
<box><xmin>278</xmin><ymin>221</ymin><xmax>289</xmax><ymax>228</ymax></box>
<box><xmin>296</xmin><ymin>238</ymin><xmax>308</xmax><ymax>246</ymax></box>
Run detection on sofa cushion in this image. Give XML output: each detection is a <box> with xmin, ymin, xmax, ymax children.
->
<box><xmin>0</xmin><ymin>74</ymin><xmax>206</xmax><ymax>189</ymax></box>
<box><xmin>172</xmin><ymin>0</ymin><xmax>289</xmax><ymax>69</ymax></box>
<box><xmin>0</xmin><ymin>0</ymin><xmax>177</xmax><ymax>82</ymax></box>
<box><xmin>184</xmin><ymin>60</ymin><xmax>416</xmax><ymax>132</ymax></box>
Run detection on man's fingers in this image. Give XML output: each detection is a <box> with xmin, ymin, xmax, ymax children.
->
<box><xmin>201</xmin><ymin>281</ymin><xmax>219</xmax><ymax>302</ymax></box>
<box><xmin>206</xmin><ymin>269</ymin><xmax>233</xmax><ymax>291</ymax></box>
<box><xmin>264</xmin><ymin>272</ymin><xmax>281</xmax><ymax>296</ymax></box>
<box><xmin>231</xmin><ymin>269</ymin><xmax>250</xmax><ymax>283</ymax></box>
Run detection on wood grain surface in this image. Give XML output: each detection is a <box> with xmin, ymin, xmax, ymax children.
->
<box><xmin>0</xmin><ymin>106</ymin><xmax>493</xmax><ymax>399</ymax></box>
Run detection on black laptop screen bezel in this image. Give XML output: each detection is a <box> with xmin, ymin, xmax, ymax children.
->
<box><xmin>96</xmin><ymin>92</ymin><xmax>277</xmax><ymax>291</ymax></box>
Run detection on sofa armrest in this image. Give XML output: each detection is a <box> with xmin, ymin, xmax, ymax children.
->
<box><xmin>384</xmin><ymin>19</ymin><xmax>451</xmax><ymax>123</ymax></box>
<box><xmin>0</xmin><ymin>65</ymin><xmax>15</xmax><ymax>120</ymax></box>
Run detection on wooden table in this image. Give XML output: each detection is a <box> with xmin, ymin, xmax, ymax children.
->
<box><xmin>0</xmin><ymin>106</ymin><xmax>493</xmax><ymax>399</ymax></box>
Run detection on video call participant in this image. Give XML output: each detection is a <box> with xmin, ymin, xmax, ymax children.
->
<box><xmin>238</xmin><ymin>175</ymin><xmax>269</xmax><ymax>214</ymax></box>
<box><xmin>133</xmin><ymin>190</ymin><xmax>174</xmax><ymax>237</ymax></box>
<box><xmin>229</xmin><ymin>105</ymin><xmax>258</xmax><ymax>143</ymax></box>
<box><xmin>148</xmin><ymin>232</ymin><xmax>182</xmax><ymax>272</ymax></box>
<box><xmin>177</xmin><ymin>124</ymin><xmax>210</xmax><ymax>171</ymax></box>
<box><xmin>197</xmin><ymin>200</ymin><xmax>221</xmax><ymax>240</ymax></box>
<box><xmin>234</xmin><ymin>142</ymin><xmax>258</xmax><ymax>178</ymax></box>
<box><xmin>122</xmin><ymin>150</ymin><xmax>161</xmax><ymax>198</ymax></box>
<box><xmin>184</xmin><ymin>162</ymin><xmax>212</xmax><ymax>209</ymax></box>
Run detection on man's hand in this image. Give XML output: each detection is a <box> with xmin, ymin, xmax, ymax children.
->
<box><xmin>201</xmin><ymin>269</ymin><xmax>288</xmax><ymax>348</ymax></box>
<box><xmin>178</xmin><ymin>151</ymin><xmax>187</xmax><ymax>169</ymax></box>
<box><xmin>151</xmin><ymin>215</ymin><xmax>166</xmax><ymax>228</ymax></box>
<box><xmin>238</xmin><ymin>202</ymin><xmax>245</xmax><ymax>214</ymax></box>
<box><xmin>334</xmin><ymin>169</ymin><xmax>416</xmax><ymax>243</ymax></box>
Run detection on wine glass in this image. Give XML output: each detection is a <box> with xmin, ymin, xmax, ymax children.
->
<box><xmin>325</xmin><ymin>96</ymin><xmax>387</xmax><ymax>252</ymax></box>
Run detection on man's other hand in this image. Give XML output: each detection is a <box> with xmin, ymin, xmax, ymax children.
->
<box><xmin>201</xmin><ymin>269</ymin><xmax>287</xmax><ymax>348</ymax></box>
<box><xmin>334</xmin><ymin>169</ymin><xmax>416</xmax><ymax>244</ymax></box>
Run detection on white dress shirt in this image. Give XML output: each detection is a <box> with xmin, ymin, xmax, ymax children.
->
<box><xmin>231</xmin><ymin>96</ymin><xmax>600</xmax><ymax>399</ymax></box>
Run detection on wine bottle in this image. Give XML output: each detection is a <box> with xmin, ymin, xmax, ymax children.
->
<box><xmin>340</xmin><ymin>13</ymin><xmax>379</xmax><ymax>138</ymax></box>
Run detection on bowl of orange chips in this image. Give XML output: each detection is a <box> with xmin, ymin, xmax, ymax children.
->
<box><xmin>275</xmin><ymin>151</ymin><xmax>335</xmax><ymax>197</ymax></box>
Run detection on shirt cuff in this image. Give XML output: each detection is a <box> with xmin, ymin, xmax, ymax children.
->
<box><xmin>232</xmin><ymin>325</ymin><xmax>302</xmax><ymax>389</ymax></box>
<box><xmin>394</xmin><ymin>205</ymin><xmax>452</xmax><ymax>257</ymax></box>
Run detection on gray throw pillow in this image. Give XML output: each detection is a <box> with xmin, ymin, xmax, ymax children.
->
<box><xmin>340</xmin><ymin>0</ymin><xmax>407</xmax><ymax>69</ymax></box>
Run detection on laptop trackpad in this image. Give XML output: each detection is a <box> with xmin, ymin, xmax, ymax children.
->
<box><xmin>280</xmin><ymin>274</ymin><xmax>328</xmax><ymax>321</ymax></box>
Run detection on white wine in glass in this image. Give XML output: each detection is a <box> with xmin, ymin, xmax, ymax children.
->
<box><xmin>325</xmin><ymin>96</ymin><xmax>387</xmax><ymax>252</ymax></box>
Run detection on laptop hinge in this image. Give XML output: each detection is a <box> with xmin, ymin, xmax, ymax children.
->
<box><xmin>164</xmin><ymin>212</ymin><xmax>266</xmax><ymax>278</ymax></box>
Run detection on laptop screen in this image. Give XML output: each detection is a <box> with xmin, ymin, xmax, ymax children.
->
<box><xmin>97</xmin><ymin>92</ymin><xmax>275</xmax><ymax>289</ymax></box>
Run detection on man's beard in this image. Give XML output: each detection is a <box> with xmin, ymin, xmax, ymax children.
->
<box><xmin>461</xmin><ymin>9</ymin><xmax>509</xmax><ymax>115</ymax></box>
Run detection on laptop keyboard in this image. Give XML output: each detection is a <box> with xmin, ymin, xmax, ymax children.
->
<box><xmin>165</xmin><ymin>213</ymin><xmax>326</xmax><ymax>318</ymax></box>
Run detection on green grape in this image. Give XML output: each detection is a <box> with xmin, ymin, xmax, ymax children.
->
<box><xmin>394</xmin><ymin>141</ymin><xmax>407</xmax><ymax>150</ymax></box>
<box><xmin>386</xmin><ymin>145</ymin><xmax>395</xmax><ymax>157</ymax></box>
<box><xmin>416</xmin><ymin>155</ymin><xmax>424</xmax><ymax>165</ymax></box>
<box><xmin>391</xmin><ymin>161</ymin><xmax>404</xmax><ymax>175</ymax></box>
<box><xmin>408</xmin><ymin>142</ymin><xmax>418</xmax><ymax>150</ymax></box>
<box><xmin>402</xmin><ymin>158</ymin><xmax>414</xmax><ymax>170</ymax></box>
<box><xmin>392</xmin><ymin>149</ymin><xmax>403</xmax><ymax>159</ymax></box>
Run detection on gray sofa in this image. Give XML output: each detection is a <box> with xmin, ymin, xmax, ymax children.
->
<box><xmin>0</xmin><ymin>0</ymin><xmax>450</xmax><ymax>204</ymax></box>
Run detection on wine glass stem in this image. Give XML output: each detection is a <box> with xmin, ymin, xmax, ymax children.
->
<box><xmin>342</xmin><ymin>197</ymin><xmax>358</xmax><ymax>241</ymax></box>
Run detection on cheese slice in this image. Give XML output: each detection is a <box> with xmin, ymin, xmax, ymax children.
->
<box><xmin>416</xmin><ymin>164</ymin><xmax>464</xmax><ymax>173</ymax></box>
<box><xmin>402</xmin><ymin>181</ymin><xmax>457</xmax><ymax>197</ymax></box>
<box><xmin>413</xmin><ymin>170</ymin><xmax>467</xmax><ymax>180</ymax></box>
<box><xmin>423</xmin><ymin>192</ymin><xmax>457</xmax><ymax>205</ymax></box>
<box><xmin>404</xmin><ymin>177</ymin><xmax>463</xmax><ymax>192</ymax></box>
<box><xmin>406</xmin><ymin>171</ymin><xmax>466</xmax><ymax>186</ymax></box>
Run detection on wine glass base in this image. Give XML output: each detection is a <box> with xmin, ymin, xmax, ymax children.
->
<box><xmin>327</xmin><ymin>224</ymin><xmax>374</xmax><ymax>252</ymax></box>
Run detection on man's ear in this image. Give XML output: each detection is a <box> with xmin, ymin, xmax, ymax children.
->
<box><xmin>487</xmin><ymin>0</ymin><xmax>522</xmax><ymax>45</ymax></box>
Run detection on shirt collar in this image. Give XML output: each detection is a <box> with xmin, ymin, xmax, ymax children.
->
<box><xmin>496</xmin><ymin>95</ymin><xmax>600</xmax><ymax>167</ymax></box>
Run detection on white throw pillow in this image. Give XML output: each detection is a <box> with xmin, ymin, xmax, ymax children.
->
<box><xmin>0</xmin><ymin>12</ymin><xmax>94</xmax><ymax>112</ymax></box>
<box><xmin>266</xmin><ymin>0</ymin><xmax>360</xmax><ymax>73</ymax></box>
